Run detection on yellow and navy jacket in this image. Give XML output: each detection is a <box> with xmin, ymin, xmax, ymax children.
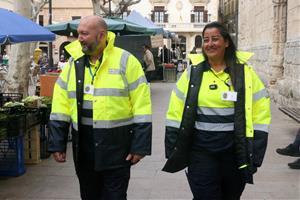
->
<box><xmin>48</xmin><ymin>32</ymin><xmax>152</xmax><ymax>170</ymax></box>
<box><xmin>164</xmin><ymin>52</ymin><xmax>271</xmax><ymax>183</ymax></box>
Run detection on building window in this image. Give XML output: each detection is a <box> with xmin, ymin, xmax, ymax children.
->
<box><xmin>38</xmin><ymin>15</ymin><xmax>44</xmax><ymax>26</ymax></box>
<box><xmin>195</xmin><ymin>11</ymin><xmax>204</xmax><ymax>23</ymax></box>
<box><xmin>151</xmin><ymin>6</ymin><xmax>168</xmax><ymax>23</ymax></box>
<box><xmin>191</xmin><ymin>6</ymin><xmax>208</xmax><ymax>23</ymax></box>
<box><xmin>72</xmin><ymin>16</ymin><xmax>81</xmax><ymax>20</ymax></box>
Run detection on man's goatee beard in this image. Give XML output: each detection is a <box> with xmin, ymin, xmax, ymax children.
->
<box><xmin>81</xmin><ymin>46</ymin><xmax>91</xmax><ymax>54</ymax></box>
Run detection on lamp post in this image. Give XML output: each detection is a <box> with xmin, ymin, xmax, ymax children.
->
<box><xmin>48</xmin><ymin>0</ymin><xmax>53</xmax><ymax>68</ymax></box>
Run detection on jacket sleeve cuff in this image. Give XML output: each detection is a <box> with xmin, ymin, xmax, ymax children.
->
<box><xmin>253</xmin><ymin>130</ymin><xmax>268</xmax><ymax>167</ymax></box>
<box><xmin>130</xmin><ymin>123</ymin><xmax>152</xmax><ymax>155</ymax></box>
<box><xmin>165</xmin><ymin>126</ymin><xmax>180</xmax><ymax>159</ymax></box>
<box><xmin>48</xmin><ymin>120</ymin><xmax>70</xmax><ymax>152</ymax></box>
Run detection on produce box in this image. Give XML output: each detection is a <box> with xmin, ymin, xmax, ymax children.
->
<box><xmin>22</xmin><ymin>96</ymin><xmax>41</xmax><ymax>108</ymax></box>
<box><xmin>0</xmin><ymin>111</ymin><xmax>26</xmax><ymax>140</ymax></box>
<box><xmin>24</xmin><ymin>125</ymin><xmax>41</xmax><ymax>164</ymax></box>
<box><xmin>40</xmin><ymin>125</ymin><xmax>51</xmax><ymax>159</ymax></box>
<box><xmin>0</xmin><ymin>93</ymin><xmax>23</xmax><ymax>107</ymax></box>
<box><xmin>25</xmin><ymin>108</ymin><xmax>41</xmax><ymax>129</ymax></box>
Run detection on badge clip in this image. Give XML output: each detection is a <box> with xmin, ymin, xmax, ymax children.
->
<box><xmin>209</xmin><ymin>84</ymin><xmax>218</xmax><ymax>90</ymax></box>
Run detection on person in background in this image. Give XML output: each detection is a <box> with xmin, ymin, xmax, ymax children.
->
<box><xmin>57</xmin><ymin>55</ymin><xmax>67</xmax><ymax>70</ymax></box>
<box><xmin>38</xmin><ymin>53</ymin><xmax>49</xmax><ymax>74</ymax></box>
<box><xmin>176</xmin><ymin>60</ymin><xmax>184</xmax><ymax>80</ymax></box>
<box><xmin>163</xmin><ymin>21</ymin><xmax>271</xmax><ymax>199</ymax></box>
<box><xmin>175</xmin><ymin>45</ymin><xmax>181</xmax><ymax>60</ymax></box>
<box><xmin>160</xmin><ymin>45</ymin><xmax>171</xmax><ymax>63</ymax></box>
<box><xmin>143</xmin><ymin>44</ymin><xmax>155</xmax><ymax>82</ymax></box>
<box><xmin>48</xmin><ymin>16</ymin><xmax>152</xmax><ymax>200</ymax></box>
<box><xmin>276</xmin><ymin>128</ymin><xmax>300</xmax><ymax>169</ymax></box>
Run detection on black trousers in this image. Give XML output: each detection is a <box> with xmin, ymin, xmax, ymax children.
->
<box><xmin>76</xmin><ymin>165</ymin><xmax>130</xmax><ymax>200</ymax></box>
<box><xmin>145</xmin><ymin>71</ymin><xmax>154</xmax><ymax>82</ymax></box>
<box><xmin>186</xmin><ymin>150</ymin><xmax>246</xmax><ymax>200</ymax></box>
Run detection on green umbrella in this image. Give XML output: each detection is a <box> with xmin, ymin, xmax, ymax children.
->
<box><xmin>45</xmin><ymin>21</ymin><xmax>73</xmax><ymax>36</ymax></box>
<box><xmin>46</xmin><ymin>17</ymin><xmax>155</xmax><ymax>37</ymax></box>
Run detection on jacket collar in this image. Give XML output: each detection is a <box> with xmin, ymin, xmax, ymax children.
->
<box><xmin>65</xmin><ymin>31</ymin><xmax>116</xmax><ymax>61</ymax></box>
<box><xmin>187</xmin><ymin>51</ymin><xmax>254</xmax><ymax>66</ymax></box>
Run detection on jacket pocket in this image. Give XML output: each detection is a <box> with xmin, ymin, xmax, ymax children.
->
<box><xmin>94</xmin><ymin>126</ymin><xmax>132</xmax><ymax>170</ymax></box>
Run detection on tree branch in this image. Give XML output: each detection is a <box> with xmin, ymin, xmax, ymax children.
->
<box><xmin>92</xmin><ymin>0</ymin><xmax>140</xmax><ymax>17</ymax></box>
<box><xmin>113</xmin><ymin>0</ymin><xmax>141</xmax><ymax>16</ymax></box>
<box><xmin>31</xmin><ymin>0</ymin><xmax>49</xmax><ymax>20</ymax></box>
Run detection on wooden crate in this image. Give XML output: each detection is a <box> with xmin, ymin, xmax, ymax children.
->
<box><xmin>23</xmin><ymin>125</ymin><xmax>41</xmax><ymax>164</ymax></box>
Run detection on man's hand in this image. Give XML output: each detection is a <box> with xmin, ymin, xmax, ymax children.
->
<box><xmin>53</xmin><ymin>152</ymin><xmax>66</xmax><ymax>163</ymax></box>
<box><xmin>126</xmin><ymin>154</ymin><xmax>144</xmax><ymax>165</ymax></box>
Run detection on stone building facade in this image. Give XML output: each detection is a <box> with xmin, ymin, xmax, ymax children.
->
<box><xmin>218</xmin><ymin>0</ymin><xmax>238</xmax><ymax>45</ymax></box>
<box><xmin>134</xmin><ymin>0</ymin><xmax>219</xmax><ymax>55</ymax></box>
<box><xmin>238</xmin><ymin>0</ymin><xmax>300</xmax><ymax>108</ymax></box>
<box><xmin>0</xmin><ymin>0</ymin><xmax>218</xmax><ymax>63</ymax></box>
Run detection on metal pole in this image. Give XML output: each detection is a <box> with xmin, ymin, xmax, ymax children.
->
<box><xmin>48</xmin><ymin>0</ymin><xmax>53</xmax><ymax>69</ymax></box>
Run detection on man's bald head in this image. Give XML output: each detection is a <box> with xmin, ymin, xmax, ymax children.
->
<box><xmin>79</xmin><ymin>15</ymin><xmax>108</xmax><ymax>32</ymax></box>
<box><xmin>77</xmin><ymin>15</ymin><xmax>108</xmax><ymax>56</ymax></box>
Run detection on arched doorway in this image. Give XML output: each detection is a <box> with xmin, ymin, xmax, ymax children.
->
<box><xmin>59</xmin><ymin>41</ymin><xmax>71</xmax><ymax>60</ymax></box>
<box><xmin>195</xmin><ymin>35</ymin><xmax>202</xmax><ymax>48</ymax></box>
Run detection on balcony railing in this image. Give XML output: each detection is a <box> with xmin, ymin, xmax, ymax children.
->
<box><xmin>155</xmin><ymin>22</ymin><xmax>206</xmax><ymax>32</ymax></box>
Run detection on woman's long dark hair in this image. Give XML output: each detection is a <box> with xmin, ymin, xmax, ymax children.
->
<box><xmin>202</xmin><ymin>21</ymin><xmax>238</xmax><ymax>86</ymax></box>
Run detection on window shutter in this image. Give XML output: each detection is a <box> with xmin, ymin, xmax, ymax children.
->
<box><xmin>151</xmin><ymin>12</ymin><xmax>154</xmax><ymax>22</ymax></box>
<box><xmin>164</xmin><ymin>14</ymin><xmax>168</xmax><ymax>23</ymax></box>
<box><xmin>204</xmin><ymin>11</ymin><xmax>208</xmax><ymax>22</ymax></box>
<box><xmin>191</xmin><ymin>13</ymin><xmax>195</xmax><ymax>23</ymax></box>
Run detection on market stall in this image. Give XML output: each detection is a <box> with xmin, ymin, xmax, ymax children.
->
<box><xmin>0</xmin><ymin>8</ymin><xmax>55</xmax><ymax>177</ymax></box>
<box><xmin>0</xmin><ymin>95</ymin><xmax>52</xmax><ymax>176</ymax></box>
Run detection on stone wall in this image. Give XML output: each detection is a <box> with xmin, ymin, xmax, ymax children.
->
<box><xmin>276</xmin><ymin>38</ymin><xmax>300</xmax><ymax>107</ymax></box>
<box><xmin>238</xmin><ymin>0</ymin><xmax>300</xmax><ymax>108</ymax></box>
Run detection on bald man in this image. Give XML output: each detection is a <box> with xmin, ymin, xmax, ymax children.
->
<box><xmin>48</xmin><ymin>16</ymin><xmax>152</xmax><ymax>199</ymax></box>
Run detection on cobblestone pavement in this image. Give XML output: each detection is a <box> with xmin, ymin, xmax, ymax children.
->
<box><xmin>0</xmin><ymin>82</ymin><xmax>299</xmax><ymax>200</ymax></box>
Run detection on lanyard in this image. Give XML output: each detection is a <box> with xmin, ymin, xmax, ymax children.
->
<box><xmin>86</xmin><ymin>56</ymin><xmax>103</xmax><ymax>85</ymax></box>
<box><xmin>209</xmin><ymin>68</ymin><xmax>231</xmax><ymax>90</ymax></box>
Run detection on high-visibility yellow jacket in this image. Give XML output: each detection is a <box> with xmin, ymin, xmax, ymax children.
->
<box><xmin>165</xmin><ymin>51</ymin><xmax>271</xmax><ymax>183</ymax></box>
<box><xmin>48</xmin><ymin>32</ymin><xmax>152</xmax><ymax>170</ymax></box>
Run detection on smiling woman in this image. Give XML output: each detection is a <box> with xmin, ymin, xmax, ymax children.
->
<box><xmin>202</xmin><ymin>28</ymin><xmax>229</xmax><ymax>72</ymax></box>
<box><xmin>163</xmin><ymin>21</ymin><xmax>271</xmax><ymax>200</ymax></box>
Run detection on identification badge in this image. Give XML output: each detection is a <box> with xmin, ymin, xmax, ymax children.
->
<box><xmin>221</xmin><ymin>91</ymin><xmax>237</xmax><ymax>101</ymax></box>
<box><xmin>84</xmin><ymin>84</ymin><xmax>94</xmax><ymax>95</ymax></box>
